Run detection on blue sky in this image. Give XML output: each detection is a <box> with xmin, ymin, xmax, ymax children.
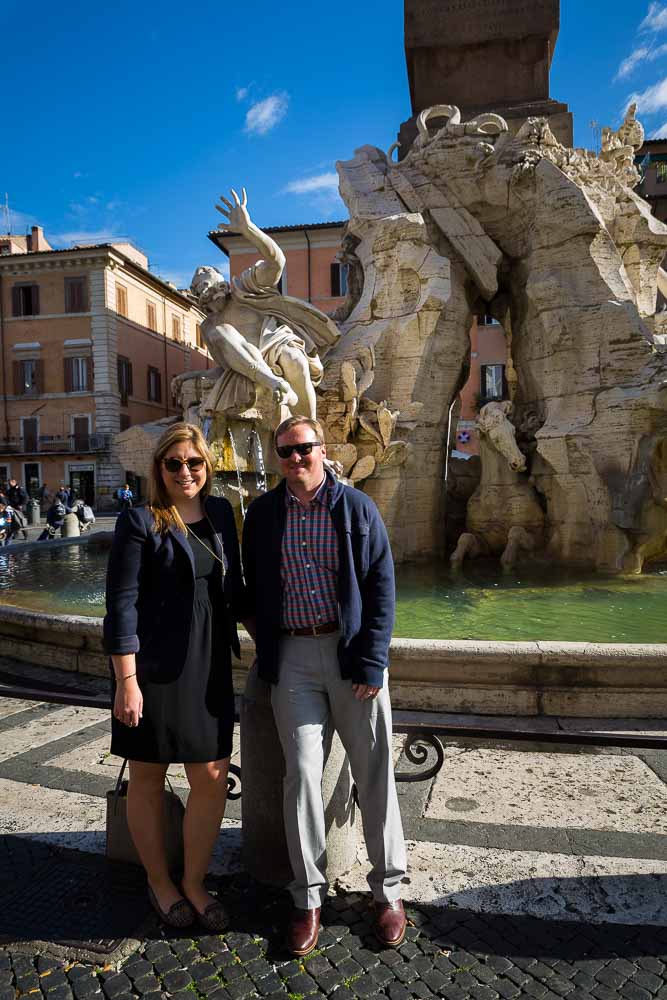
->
<box><xmin>2</xmin><ymin>0</ymin><xmax>666</xmax><ymax>288</ymax></box>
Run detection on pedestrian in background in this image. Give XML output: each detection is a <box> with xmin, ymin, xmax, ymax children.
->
<box><xmin>37</xmin><ymin>482</ymin><xmax>52</xmax><ymax>512</ymax></box>
<box><xmin>7</xmin><ymin>479</ymin><xmax>27</xmax><ymax>512</ymax></box>
<box><xmin>117</xmin><ymin>483</ymin><xmax>134</xmax><ymax>512</ymax></box>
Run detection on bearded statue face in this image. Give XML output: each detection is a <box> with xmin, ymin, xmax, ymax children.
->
<box><xmin>191</xmin><ymin>266</ymin><xmax>231</xmax><ymax>311</ymax></box>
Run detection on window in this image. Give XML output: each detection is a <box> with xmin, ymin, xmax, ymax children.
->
<box><xmin>657</xmin><ymin>163</ymin><xmax>667</xmax><ymax>184</ymax></box>
<box><xmin>117</xmin><ymin>355</ymin><xmax>133</xmax><ymax>406</ymax></box>
<box><xmin>196</xmin><ymin>323</ymin><xmax>203</xmax><ymax>349</ymax></box>
<box><xmin>64</xmin><ymin>276</ymin><xmax>88</xmax><ymax>313</ymax></box>
<box><xmin>22</xmin><ymin>419</ymin><xmax>38</xmax><ymax>452</ymax></box>
<box><xmin>64</xmin><ymin>356</ymin><xmax>91</xmax><ymax>392</ymax></box>
<box><xmin>277</xmin><ymin>267</ymin><xmax>288</xmax><ymax>295</ymax></box>
<box><xmin>147</xmin><ymin>366</ymin><xmax>162</xmax><ymax>403</ymax></box>
<box><xmin>72</xmin><ymin>417</ymin><xmax>90</xmax><ymax>451</ymax></box>
<box><xmin>11</xmin><ymin>283</ymin><xmax>40</xmax><ymax>317</ymax></box>
<box><xmin>172</xmin><ymin>315</ymin><xmax>182</xmax><ymax>342</ymax></box>
<box><xmin>116</xmin><ymin>283</ymin><xmax>128</xmax><ymax>317</ymax></box>
<box><xmin>13</xmin><ymin>359</ymin><xmax>42</xmax><ymax>395</ymax></box>
<box><xmin>119</xmin><ymin>413</ymin><xmax>131</xmax><ymax>432</ymax></box>
<box><xmin>330</xmin><ymin>262</ymin><xmax>348</xmax><ymax>297</ymax></box>
<box><xmin>478</xmin><ymin>313</ymin><xmax>499</xmax><ymax>326</ymax></box>
<box><xmin>24</xmin><ymin>462</ymin><xmax>40</xmax><ymax>496</ymax></box>
<box><xmin>146</xmin><ymin>301</ymin><xmax>158</xmax><ymax>331</ymax></box>
<box><xmin>480</xmin><ymin>364</ymin><xmax>505</xmax><ymax>400</ymax></box>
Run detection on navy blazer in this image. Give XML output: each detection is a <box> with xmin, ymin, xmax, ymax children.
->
<box><xmin>242</xmin><ymin>477</ymin><xmax>395</xmax><ymax>688</ymax></box>
<box><xmin>103</xmin><ymin>496</ymin><xmax>243</xmax><ymax>680</ymax></box>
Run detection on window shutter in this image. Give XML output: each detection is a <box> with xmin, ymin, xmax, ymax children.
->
<box><xmin>34</xmin><ymin>359</ymin><xmax>44</xmax><ymax>394</ymax></box>
<box><xmin>64</xmin><ymin>358</ymin><xmax>73</xmax><ymax>393</ymax></box>
<box><xmin>128</xmin><ymin>362</ymin><xmax>133</xmax><ymax>396</ymax></box>
<box><xmin>13</xmin><ymin>361</ymin><xmax>22</xmax><ymax>394</ymax></box>
<box><xmin>32</xmin><ymin>285</ymin><xmax>40</xmax><ymax>316</ymax></box>
<box><xmin>330</xmin><ymin>263</ymin><xmax>340</xmax><ymax>297</ymax></box>
<box><xmin>147</xmin><ymin>367</ymin><xmax>152</xmax><ymax>399</ymax></box>
<box><xmin>86</xmin><ymin>356</ymin><xmax>93</xmax><ymax>390</ymax></box>
<box><xmin>156</xmin><ymin>371</ymin><xmax>162</xmax><ymax>403</ymax></box>
<box><xmin>81</xmin><ymin>279</ymin><xmax>88</xmax><ymax>312</ymax></box>
<box><xmin>11</xmin><ymin>287</ymin><xmax>21</xmax><ymax>317</ymax></box>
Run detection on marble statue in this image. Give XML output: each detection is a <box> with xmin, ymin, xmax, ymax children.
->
<box><xmin>450</xmin><ymin>402</ymin><xmax>544</xmax><ymax>570</ymax></box>
<box><xmin>175</xmin><ymin>189</ymin><xmax>339</xmax><ymax>421</ymax></box>
<box><xmin>324</xmin><ymin>103</ymin><xmax>667</xmax><ymax>572</ymax></box>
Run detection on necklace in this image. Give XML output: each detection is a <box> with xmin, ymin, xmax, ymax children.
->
<box><xmin>185</xmin><ymin>516</ymin><xmax>226</xmax><ymax>570</ymax></box>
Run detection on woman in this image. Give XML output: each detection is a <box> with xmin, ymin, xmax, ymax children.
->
<box><xmin>103</xmin><ymin>422</ymin><xmax>245</xmax><ymax>930</ymax></box>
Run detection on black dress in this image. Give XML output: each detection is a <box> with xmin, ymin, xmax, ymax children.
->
<box><xmin>110</xmin><ymin>517</ymin><xmax>235</xmax><ymax>763</ymax></box>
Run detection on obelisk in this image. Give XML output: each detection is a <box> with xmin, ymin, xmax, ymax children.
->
<box><xmin>398</xmin><ymin>0</ymin><xmax>572</xmax><ymax>155</ymax></box>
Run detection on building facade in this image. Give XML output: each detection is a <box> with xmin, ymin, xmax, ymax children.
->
<box><xmin>0</xmin><ymin>231</ymin><xmax>208</xmax><ymax>509</ymax></box>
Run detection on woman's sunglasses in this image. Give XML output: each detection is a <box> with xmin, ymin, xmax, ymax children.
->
<box><xmin>275</xmin><ymin>441</ymin><xmax>323</xmax><ymax>460</ymax></box>
<box><xmin>162</xmin><ymin>457</ymin><xmax>206</xmax><ymax>474</ymax></box>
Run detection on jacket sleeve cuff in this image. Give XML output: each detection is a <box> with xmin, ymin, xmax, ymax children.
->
<box><xmin>351</xmin><ymin>665</ymin><xmax>387</xmax><ymax>688</ymax></box>
<box><xmin>103</xmin><ymin>635</ymin><xmax>140</xmax><ymax>656</ymax></box>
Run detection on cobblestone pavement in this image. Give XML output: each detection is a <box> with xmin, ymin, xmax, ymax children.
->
<box><xmin>1</xmin><ymin>863</ymin><xmax>667</xmax><ymax>1000</ymax></box>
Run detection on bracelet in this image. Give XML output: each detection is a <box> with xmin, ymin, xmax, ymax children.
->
<box><xmin>119</xmin><ymin>672</ymin><xmax>136</xmax><ymax>680</ymax></box>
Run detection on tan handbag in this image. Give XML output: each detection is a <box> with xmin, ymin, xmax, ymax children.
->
<box><xmin>106</xmin><ymin>759</ymin><xmax>185</xmax><ymax>871</ymax></box>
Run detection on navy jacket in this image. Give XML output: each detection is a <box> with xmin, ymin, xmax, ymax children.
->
<box><xmin>242</xmin><ymin>477</ymin><xmax>395</xmax><ymax>688</ymax></box>
<box><xmin>103</xmin><ymin>496</ymin><xmax>243</xmax><ymax>681</ymax></box>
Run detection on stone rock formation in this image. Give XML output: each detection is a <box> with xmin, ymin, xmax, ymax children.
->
<box><xmin>327</xmin><ymin>106</ymin><xmax>667</xmax><ymax>572</ymax></box>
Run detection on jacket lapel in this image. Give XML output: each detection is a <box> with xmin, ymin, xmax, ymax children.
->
<box><xmin>169</xmin><ymin>523</ymin><xmax>195</xmax><ymax>577</ymax></box>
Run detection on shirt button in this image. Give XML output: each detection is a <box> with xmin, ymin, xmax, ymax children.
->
<box><xmin>302</xmin><ymin>516</ymin><xmax>306</xmax><ymax>521</ymax></box>
<box><xmin>306</xmin><ymin>563</ymin><xmax>310</xmax><ymax>568</ymax></box>
<box><xmin>302</xmin><ymin>541</ymin><xmax>307</xmax><ymax>546</ymax></box>
<box><xmin>311</xmin><ymin>590</ymin><xmax>315</xmax><ymax>595</ymax></box>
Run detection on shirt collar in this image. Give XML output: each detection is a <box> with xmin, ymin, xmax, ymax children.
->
<box><xmin>285</xmin><ymin>469</ymin><xmax>335</xmax><ymax>509</ymax></box>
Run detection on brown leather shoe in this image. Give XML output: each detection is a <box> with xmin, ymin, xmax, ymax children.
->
<box><xmin>287</xmin><ymin>906</ymin><xmax>321</xmax><ymax>956</ymax></box>
<box><xmin>374</xmin><ymin>899</ymin><xmax>406</xmax><ymax>948</ymax></box>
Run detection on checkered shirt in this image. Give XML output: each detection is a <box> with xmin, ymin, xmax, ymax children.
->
<box><xmin>281</xmin><ymin>472</ymin><xmax>339</xmax><ymax>629</ymax></box>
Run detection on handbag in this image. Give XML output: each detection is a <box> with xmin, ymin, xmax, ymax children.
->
<box><xmin>106</xmin><ymin>759</ymin><xmax>185</xmax><ymax>870</ymax></box>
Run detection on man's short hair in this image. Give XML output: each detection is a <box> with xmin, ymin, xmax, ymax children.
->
<box><xmin>274</xmin><ymin>416</ymin><xmax>325</xmax><ymax>450</ymax></box>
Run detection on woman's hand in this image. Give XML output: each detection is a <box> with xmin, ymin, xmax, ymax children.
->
<box><xmin>114</xmin><ymin>677</ymin><xmax>143</xmax><ymax>728</ymax></box>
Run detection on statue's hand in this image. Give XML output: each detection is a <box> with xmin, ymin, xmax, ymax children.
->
<box><xmin>216</xmin><ymin>188</ymin><xmax>251</xmax><ymax>233</ymax></box>
<box><xmin>274</xmin><ymin>379</ymin><xmax>298</xmax><ymax>408</ymax></box>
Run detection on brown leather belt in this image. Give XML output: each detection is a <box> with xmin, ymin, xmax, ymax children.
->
<box><xmin>281</xmin><ymin>621</ymin><xmax>339</xmax><ymax>637</ymax></box>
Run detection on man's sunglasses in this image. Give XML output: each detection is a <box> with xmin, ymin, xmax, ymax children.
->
<box><xmin>275</xmin><ymin>441</ymin><xmax>323</xmax><ymax>460</ymax></box>
<box><xmin>162</xmin><ymin>457</ymin><xmax>206</xmax><ymax>474</ymax></box>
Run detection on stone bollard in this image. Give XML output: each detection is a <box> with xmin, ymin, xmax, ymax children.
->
<box><xmin>61</xmin><ymin>513</ymin><xmax>80</xmax><ymax>537</ymax></box>
<box><xmin>240</xmin><ymin>660</ymin><xmax>358</xmax><ymax>886</ymax></box>
<box><xmin>26</xmin><ymin>499</ymin><xmax>41</xmax><ymax>526</ymax></box>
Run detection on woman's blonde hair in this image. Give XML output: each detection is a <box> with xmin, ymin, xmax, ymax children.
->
<box><xmin>148</xmin><ymin>422</ymin><xmax>214</xmax><ymax>535</ymax></box>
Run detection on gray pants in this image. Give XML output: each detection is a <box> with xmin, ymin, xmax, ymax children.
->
<box><xmin>271</xmin><ymin>632</ymin><xmax>407</xmax><ymax>909</ymax></box>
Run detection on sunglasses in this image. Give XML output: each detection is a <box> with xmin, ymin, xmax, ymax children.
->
<box><xmin>162</xmin><ymin>457</ymin><xmax>206</xmax><ymax>474</ymax></box>
<box><xmin>275</xmin><ymin>441</ymin><xmax>323</xmax><ymax>460</ymax></box>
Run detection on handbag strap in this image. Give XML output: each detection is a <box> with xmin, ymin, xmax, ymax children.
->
<box><xmin>113</xmin><ymin>758</ymin><xmax>128</xmax><ymax>800</ymax></box>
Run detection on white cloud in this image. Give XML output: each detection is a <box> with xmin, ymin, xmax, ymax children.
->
<box><xmin>236</xmin><ymin>85</ymin><xmax>249</xmax><ymax>102</ymax></box>
<box><xmin>651</xmin><ymin>120</ymin><xmax>667</xmax><ymax>136</ymax></box>
<box><xmin>2</xmin><ymin>207</ymin><xmax>40</xmax><ymax>234</ymax></box>
<box><xmin>244</xmin><ymin>92</ymin><xmax>289</xmax><ymax>136</ymax></box>
<box><xmin>628</xmin><ymin>75</ymin><xmax>667</xmax><ymax>114</ymax></box>
<box><xmin>50</xmin><ymin>229</ymin><xmax>122</xmax><ymax>246</ymax></box>
<box><xmin>616</xmin><ymin>42</ymin><xmax>667</xmax><ymax>79</ymax></box>
<box><xmin>641</xmin><ymin>2</ymin><xmax>667</xmax><ymax>32</ymax></box>
<box><xmin>283</xmin><ymin>172</ymin><xmax>339</xmax><ymax>195</ymax></box>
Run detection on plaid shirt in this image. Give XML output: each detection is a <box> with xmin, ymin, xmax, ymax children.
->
<box><xmin>281</xmin><ymin>472</ymin><xmax>339</xmax><ymax>629</ymax></box>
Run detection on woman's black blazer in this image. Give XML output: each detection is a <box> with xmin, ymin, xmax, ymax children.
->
<box><xmin>103</xmin><ymin>496</ymin><xmax>244</xmax><ymax>680</ymax></box>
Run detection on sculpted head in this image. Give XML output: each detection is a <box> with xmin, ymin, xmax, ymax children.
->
<box><xmin>191</xmin><ymin>266</ymin><xmax>231</xmax><ymax>312</ymax></box>
<box><xmin>477</xmin><ymin>401</ymin><xmax>527</xmax><ymax>473</ymax></box>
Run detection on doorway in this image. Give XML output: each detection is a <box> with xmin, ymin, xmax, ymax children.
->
<box><xmin>69</xmin><ymin>468</ymin><xmax>95</xmax><ymax>506</ymax></box>
<box><xmin>24</xmin><ymin>462</ymin><xmax>41</xmax><ymax>498</ymax></box>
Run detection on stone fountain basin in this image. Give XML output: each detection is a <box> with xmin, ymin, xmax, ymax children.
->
<box><xmin>1</xmin><ymin>603</ymin><xmax>666</xmax><ymax>718</ymax></box>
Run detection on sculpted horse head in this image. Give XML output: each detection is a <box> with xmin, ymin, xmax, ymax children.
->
<box><xmin>477</xmin><ymin>401</ymin><xmax>527</xmax><ymax>473</ymax></box>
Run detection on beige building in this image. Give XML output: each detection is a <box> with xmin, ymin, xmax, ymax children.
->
<box><xmin>0</xmin><ymin>226</ymin><xmax>209</xmax><ymax>509</ymax></box>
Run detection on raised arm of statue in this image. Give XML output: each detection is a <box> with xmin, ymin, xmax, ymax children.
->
<box><xmin>215</xmin><ymin>188</ymin><xmax>286</xmax><ymax>289</ymax></box>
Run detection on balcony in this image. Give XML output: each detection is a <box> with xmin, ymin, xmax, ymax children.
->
<box><xmin>0</xmin><ymin>434</ymin><xmax>112</xmax><ymax>455</ymax></box>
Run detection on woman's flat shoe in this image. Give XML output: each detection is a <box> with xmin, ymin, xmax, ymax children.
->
<box><xmin>196</xmin><ymin>899</ymin><xmax>230</xmax><ymax>932</ymax></box>
<box><xmin>148</xmin><ymin>887</ymin><xmax>195</xmax><ymax>928</ymax></box>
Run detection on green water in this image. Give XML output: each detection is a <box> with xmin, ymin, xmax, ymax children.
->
<box><xmin>0</xmin><ymin>546</ymin><xmax>665</xmax><ymax>643</ymax></box>
<box><xmin>393</xmin><ymin>561</ymin><xmax>667</xmax><ymax>643</ymax></box>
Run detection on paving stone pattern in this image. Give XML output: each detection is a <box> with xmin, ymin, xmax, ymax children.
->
<box><xmin>2</xmin><ymin>868</ymin><xmax>667</xmax><ymax>1000</ymax></box>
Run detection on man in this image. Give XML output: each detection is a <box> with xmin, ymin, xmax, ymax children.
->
<box><xmin>7</xmin><ymin>478</ymin><xmax>27</xmax><ymax>512</ymax></box>
<box><xmin>176</xmin><ymin>188</ymin><xmax>338</xmax><ymax>420</ymax></box>
<box><xmin>56</xmin><ymin>483</ymin><xmax>71</xmax><ymax>506</ymax></box>
<box><xmin>37</xmin><ymin>482</ymin><xmax>51</xmax><ymax>511</ymax></box>
<box><xmin>242</xmin><ymin>416</ymin><xmax>407</xmax><ymax>957</ymax></box>
<box><xmin>117</xmin><ymin>483</ymin><xmax>133</xmax><ymax>512</ymax></box>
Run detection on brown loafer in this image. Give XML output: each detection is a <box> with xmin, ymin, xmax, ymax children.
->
<box><xmin>287</xmin><ymin>906</ymin><xmax>321</xmax><ymax>957</ymax></box>
<box><xmin>374</xmin><ymin>899</ymin><xmax>406</xmax><ymax>948</ymax></box>
<box><xmin>148</xmin><ymin>887</ymin><xmax>195</xmax><ymax>928</ymax></box>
